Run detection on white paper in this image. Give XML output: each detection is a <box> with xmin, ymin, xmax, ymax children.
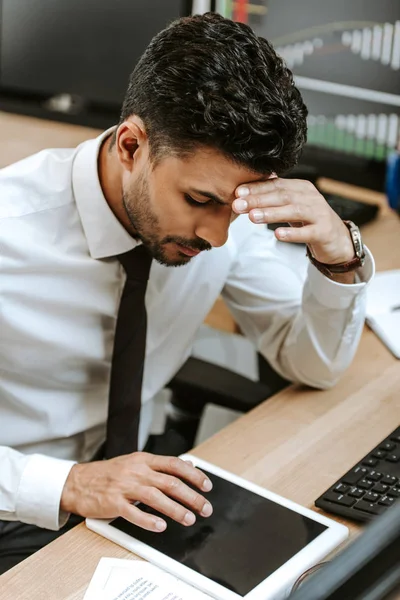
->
<box><xmin>366</xmin><ymin>269</ymin><xmax>400</xmax><ymax>358</ymax></box>
<box><xmin>83</xmin><ymin>557</ymin><xmax>212</xmax><ymax>600</ymax></box>
<box><xmin>366</xmin><ymin>269</ymin><xmax>400</xmax><ymax>316</ymax></box>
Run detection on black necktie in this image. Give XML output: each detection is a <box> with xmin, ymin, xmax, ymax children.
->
<box><xmin>104</xmin><ymin>245</ymin><xmax>152</xmax><ymax>459</ymax></box>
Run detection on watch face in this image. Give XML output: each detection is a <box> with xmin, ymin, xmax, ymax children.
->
<box><xmin>348</xmin><ymin>222</ymin><xmax>363</xmax><ymax>258</ymax></box>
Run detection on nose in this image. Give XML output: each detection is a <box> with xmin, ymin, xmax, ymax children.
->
<box><xmin>195</xmin><ymin>210</ymin><xmax>230</xmax><ymax>248</ymax></box>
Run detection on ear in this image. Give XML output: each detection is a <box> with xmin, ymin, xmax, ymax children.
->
<box><xmin>114</xmin><ymin>116</ymin><xmax>149</xmax><ymax>172</ymax></box>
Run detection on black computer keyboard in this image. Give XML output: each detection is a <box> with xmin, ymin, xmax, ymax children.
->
<box><xmin>325</xmin><ymin>193</ymin><xmax>379</xmax><ymax>226</ymax></box>
<box><xmin>315</xmin><ymin>426</ymin><xmax>400</xmax><ymax>522</ymax></box>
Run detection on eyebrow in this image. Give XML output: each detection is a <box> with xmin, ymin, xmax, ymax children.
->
<box><xmin>190</xmin><ymin>189</ymin><xmax>231</xmax><ymax>206</ymax></box>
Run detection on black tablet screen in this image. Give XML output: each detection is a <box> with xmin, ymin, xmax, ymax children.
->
<box><xmin>110</xmin><ymin>470</ymin><xmax>327</xmax><ymax>597</ymax></box>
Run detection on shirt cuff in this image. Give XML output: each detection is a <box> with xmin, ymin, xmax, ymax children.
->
<box><xmin>306</xmin><ymin>245</ymin><xmax>375</xmax><ymax>310</ymax></box>
<box><xmin>16</xmin><ymin>454</ymin><xmax>76</xmax><ymax>530</ymax></box>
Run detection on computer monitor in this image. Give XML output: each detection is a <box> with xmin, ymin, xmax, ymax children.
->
<box><xmin>257</xmin><ymin>0</ymin><xmax>400</xmax><ymax>190</ymax></box>
<box><xmin>289</xmin><ymin>500</ymin><xmax>400</xmax><ymax>600</ymax></box>
<box><xmin>0</xmin><ymin>0</ymin><xmax>192</xmax><ymax>125</ymax></box>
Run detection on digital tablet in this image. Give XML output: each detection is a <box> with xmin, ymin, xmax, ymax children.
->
<box><xmin>86</xmin><ymin>454</ymin><xmax>348</xmax><ymax>600</ymax></box>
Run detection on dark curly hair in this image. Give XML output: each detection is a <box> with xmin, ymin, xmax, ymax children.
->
<box><xmin>115</xmin><ymin>12</ymin><xmax>308</xmax><ymax>176</ymax></box>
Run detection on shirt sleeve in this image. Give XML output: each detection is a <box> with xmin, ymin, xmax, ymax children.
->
<box><xmin>0</xmin><ymin>446</ymin><xmax>76</xmax><ymax>530</ymax></box>
<box><xmin>222</xmin><ymin>225</ymin><xmax>375</xmax><ymax>389</ymax></box>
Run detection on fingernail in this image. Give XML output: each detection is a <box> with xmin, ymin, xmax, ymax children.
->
<box><xmin>155</xmin><ymin>519</ymin><xmax>166</xmax><ymax>531</ymax></box>
<box><xmin>278</xmin><ymin>229</ymin><xmax>288</xmax><ymax>239</ymax></box>
<box><xmin>202</xmin><ymin>478</ymin><xmax>213</xmax><ymax>492</ymax></box>
<box><xmin>184</xmin><ymin>512</ymin><xmax>196</xmax><ymax>525</ymax></box>
<box><xmin>233</xmin><ymin>199</ymin><xmax>248</xmax><ymax>212</ymax></box>
<box><xmin>251</xmin><ymin>209</ymin><xmax>264</xmax><ymax>223</ymax></box>
<box><xmin>201</xmin><ymin>502</ymin><xmax>213</xmax><ymax>517</ymax></box>
<box><xmin>237</xmin><ymin>186</ymin><xmax>250</xmax><ymax>197</ymax></box>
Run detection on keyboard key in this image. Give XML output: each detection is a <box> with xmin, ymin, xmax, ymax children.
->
<box><xmin>379</xmin><ymin>442</ymin><xmax>396</xmax><ymax>452</ymax></box>
<box><xmin>315</xmin><ymin>428</ymin><xmax>400</xmax><ymax>523</ymax></box>
<box><xmin>362</xmin><ymin>457</ymin><xmax>379</xmax><ymax>467</ymax></box>
<box><xmin>358</xmin><ymin>478</ymin><xmax>373</xmax><ymax>490</ymax></box>
<box><xmin>366</xmin><ymin>470</ymin><xmax>382</xmax><ymax>482</ymax></box>
<box><xmin>385</xmin><ymin>454</ymin><xmax>400</xmax><ymax>463</ymax></box>
<box><xmin>378</xmin><ymin>496</ymin><xmax>395</xmax><ymax>507</ymax></box>
<box><xmin>323</xmin><ymin>492</ymin><xmax>356</xmax><ymax>507</ymax></box>
<box><xmin>364</xmin><ymin>491</ymin><xmax>380</xmax><ymax>503</ymax></box>
<box><xmin>333</xmin><ymin>483</ymin><xmax>350</xmax><ymax>494</ymax></box>
<box><xmin>354</xmin><ymin>500</ymin><xmax>385</xmax><ymax>516</ymax></box>
<box><xmin>372</xmin><ymin>450</ymin><xmax>387</xmax><ymax>459</ymax></box>
<box><xmin>372</xmin><ymin>483</ymin><xmax>389</xmax><ymax>494</ymax></box>
<box><xmin>348</xmin><ymin>487</ymin><xmax>364</xmax><ymax>499</ymax></box>
<box><xmin>342</xmin><ymin>467</ymin><xmax>368</xmax><ymax>485</ymax></box>
<box><xmin>381</xmin><ymin>475</ymin><xmax>399</xmax><ymax>486</ymax></box>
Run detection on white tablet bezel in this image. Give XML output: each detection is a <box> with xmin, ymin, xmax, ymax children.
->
<box><xmin>86</xmin><ymin>453</ymin><xmax>348</xmax><ymax>600</ymax></box>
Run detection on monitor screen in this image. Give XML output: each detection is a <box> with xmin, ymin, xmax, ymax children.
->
<box><xmin>0</xmin><ymin>0</ymin><xmax>186</xmax><ymax>106</ymax></box>
<box><xmin>261</xmin><ymin>0</ymin><xmax>400</xmax><ymax>164</ymax></box>
<box><xmin>111</xmin><ymin>470</ymin><xmax>328</xmax><ymax>597</ymax></box>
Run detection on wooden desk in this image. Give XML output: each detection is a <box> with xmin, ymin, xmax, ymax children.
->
<box><xmin>1</xmin><ymin>113</ymin><xmax>400</xmax><ymax>599</ymax></box>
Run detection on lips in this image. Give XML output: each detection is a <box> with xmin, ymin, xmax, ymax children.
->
<box><xmin>175</xmin><ymin>243</ymin><xmax>201</xmax><ymax>257</ymax></box>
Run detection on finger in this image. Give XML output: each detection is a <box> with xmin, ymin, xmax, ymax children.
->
<box><xmin>232</xmin><ymin>190</ymin><xmax>283</xmax><ymax>214</ymax></box>
<box><xmin>136</xmin><ymin>485</ymin><xmax>200</xmax><ymax>527</ymax></box>
<box><xmin>150</xmin><ymin>472</ymin><xmax>213</xmax><ymax>518</ymax></box>
<box><xmin>248</xmin><ymin>204</ymin><xmax>315</xmax><ymax>225</ymax></box>
<box><xmin>141</xmin><ymin>454</ymin><xmax>213</xmax><ymax>493</ymax></box>
<box><xmin>120</xmin><ymin>501</ymin><xmax>167</xmax><ymax>533</ymax></box>
<box><xmin>233</xmin><ymin>188</ymin><xmax>315</xmax><ymax>214</ymax></box>
<box><xmin>274</xmin><ymin>224</ymin><xmax>320</xmax><ymax>244</ymax></box>
<box><xmin>236</xmin><ymin>177</ymin><xmax>316</xmax><ymax>198</ymax></box>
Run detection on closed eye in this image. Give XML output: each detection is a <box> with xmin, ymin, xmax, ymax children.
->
<box><xmin>183</xmin><ymin>194</ymin><xmax>225</xmax><ymax>208</ymax></box>
<box><xmin>184</xmin><ymin>193</ymin><xmax>213</xmax><ymax>207</ymax></box>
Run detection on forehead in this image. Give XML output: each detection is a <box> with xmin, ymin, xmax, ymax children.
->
<box><xmin>153</xmin><ymin>146</ymin><xmax>266</xmax><ymax>202</ymax></box>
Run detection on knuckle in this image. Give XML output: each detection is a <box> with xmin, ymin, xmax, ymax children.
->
<box><xmin>131</xmin><ymin>465</ymin><xmax>150</xmax><ymax>483</ymax></box>
<box><xmin>191</xmin><ymin>492</ymin><xmax>206</xmax><ymax>512</ymax></box>
<box><xmin>130</xmin><ymin>451</ymin><xmax>145</xmax><ymax>463</ymax></box>
<box><xmin>294</xmin><ymin>204</ymin><xmax>302</xmax><ymax>218</ymax></box>
<box><xmin>272</xmin><ymin>177</ymin><xmax>281</xmax><ymax>189</ymax></box>
<box><xmin>119</xmin><ymin>466</ymin><xmax>134</xmax><ymax>481</ymax></box>
<box><xmin>142</xmin><ymin>486</ymin><xmax>160</xmax><ymax>505</ymax></box>
<box><xmin>164</xmin><ymin>476</ymin><xmax>180</xmax><ymax>493</ymax></box>
<box><xmin>167</xmin><ymin>456</ymin><xmax>182</xmax><ymax>472</ymax></box>
<box><xmin>305</xmin><ymin>180</ymin><xmax>315</xmax><ymax>192</ymax></box>
<box><xmin>253</xmin><ymin>195</ymin><xmax>262</xmax><ymax>208</ymax></box>
<box><xmin>173</xmin><ymin>504</ymin><xmax>187</xmax><ymax>522</ymax></box>
<box><xmin>279</xmin><ymin>188</ymin><xmax>291</xmax><ymax>203</ymax></box>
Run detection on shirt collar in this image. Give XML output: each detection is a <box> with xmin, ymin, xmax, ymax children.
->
<box><xmin>72</xmin><ymin>127</ymin><xmax>138</xmax><ymax>259</ymax></box>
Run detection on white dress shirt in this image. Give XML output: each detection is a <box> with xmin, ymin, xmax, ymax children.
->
<box><xmin>0</xmin><ymin>129</ymin><xmax>374</xmax><ymax>530</ymax></box>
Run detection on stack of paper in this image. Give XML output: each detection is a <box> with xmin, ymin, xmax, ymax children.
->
<box><xmin>83</xmin><ymin>557</ymin><xmax>212</xmax><ymax>600</ymax></box>
<box><xmin>366</xmin><ymin>269</ymin><xmax>400</xmax><ymax>359</ymax></box>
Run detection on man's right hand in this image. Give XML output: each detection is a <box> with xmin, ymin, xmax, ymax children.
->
<box><xmin>60</xmin><ymin>452</ymin><xmax>213</xmax><ymax>532</ymax></box>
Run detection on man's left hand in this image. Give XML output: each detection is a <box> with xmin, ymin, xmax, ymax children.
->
<box><xmin>232</xmin><ymin>177</ymin><xmax>355</xmax><ymax>266</ymax></box>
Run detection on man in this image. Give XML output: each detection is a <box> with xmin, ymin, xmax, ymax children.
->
<box><xmin>0</xmin><ymin>12</ymin><xmax>373</xmax><ymax>573</ymax></box>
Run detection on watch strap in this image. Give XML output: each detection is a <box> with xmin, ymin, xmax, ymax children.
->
<box><xmin>306</xmin><ymin>220</ymin><xmax>365</xmax><ymax>277</ymax></box>
<box><xmin>306</xmin><ymin>246</ymin><xmax>364</xmax><ymax>276</ymax></box>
